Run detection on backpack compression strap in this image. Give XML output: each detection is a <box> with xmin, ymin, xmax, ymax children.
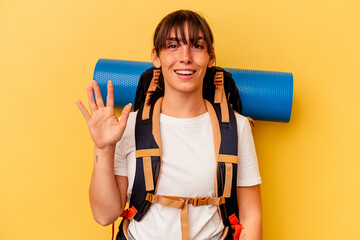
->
<box><xmin>142</xmin><ymin>69</ymin><xmax>161</xmax><ymax>120</ymax></box>
<box><xmin>214</xmin><ymin>71</ymin><xmax>229</xmax><ymax>123</ymax></box>
<box><xmin>145</xmin><ymin>193</ymin><xmax>225</xmax><ymax>240</ymax></box>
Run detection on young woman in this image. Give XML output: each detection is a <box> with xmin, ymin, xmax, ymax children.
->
<box><xmin>76</xmin><ymin>10</ymin><xmax>262</xmax><ymax>240</ymax></box>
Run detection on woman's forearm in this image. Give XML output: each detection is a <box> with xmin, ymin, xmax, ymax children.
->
<box><xmin>89</xmin><ymin>145</ymin><xmax>123</xmax><ymax>225</ymax></box>
<box><xmin>239</xmin><ymin>213</ymin><xmax>262</xmax><ymax>240</ymax></box>
<box><xmin>237</xmin><ymin>185</ymin><xmax>262</xmax><ymax>240</ymax></box>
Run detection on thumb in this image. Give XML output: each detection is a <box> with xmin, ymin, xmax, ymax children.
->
<box><xmin>119</xmin><ymin>103</ymin><xmax>132</xmax><ymax>129</ymax></box>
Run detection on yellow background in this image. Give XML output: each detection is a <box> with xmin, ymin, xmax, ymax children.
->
<box><xmin>1</xmin><ymin>0</ymin><xmax>359</xmax><ymax>239</ymax></box>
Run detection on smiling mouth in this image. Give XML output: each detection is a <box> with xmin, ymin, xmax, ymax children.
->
<box><xmin>174</xmin><ymin>70</ymin><xmax>196</xmax><ymax>75</ymax></box>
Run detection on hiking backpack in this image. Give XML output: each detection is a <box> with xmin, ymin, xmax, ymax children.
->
<box><xmin>116</xmin><ymin>66</ymin><xmax>243</xmax><ymax>240</ymax></box>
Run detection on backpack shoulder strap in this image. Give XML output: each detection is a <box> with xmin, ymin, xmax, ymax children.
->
<box><xmin>206</xmin><ymin>71</ymin><xmax>239</xmax><ymax>226</ymax></box>
<box><xmin>129</xmin><ymin>71</ymin><xmax>163</xmax><ymax>222</ymax></box>
<box><xmin>215</xmin><ymin>104</ymin><xmax>239</xmax><ymax>225</ymax></box>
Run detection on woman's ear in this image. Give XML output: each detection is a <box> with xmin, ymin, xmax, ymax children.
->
<box><xmin>152</xmin><ymin>49</ymin><xmax>161</xmax><ymax>68</ymax></box>
<box><xmin>208</xmin><ymin>46</ymin><xmax>215</xmax><ymax>68</ymax></box>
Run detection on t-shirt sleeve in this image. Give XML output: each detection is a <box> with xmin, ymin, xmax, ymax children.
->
<box><xmin>114</xmin><ymin>140</ymin><xmax>127</xmax><ymax>176</ymax></box>
<box><xmin>114</xmin><ymin>112</ymin><xmax>136</xmax><ymax>176</ymax></box>
<box><xmin>236</xmin><ymin>114</ymin><xmax>262</xmax><ymax>186</ymax></box>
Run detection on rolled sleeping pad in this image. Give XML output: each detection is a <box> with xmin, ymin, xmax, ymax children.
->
<box><xmin>93</xmin><ymin>58</ymin><xmax>293</xmax><ymax>122</ymax></box>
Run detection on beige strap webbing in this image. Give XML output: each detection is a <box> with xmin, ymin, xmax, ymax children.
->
<box><xmin>180</xmin><ymin>201</ymin><xmax>190</xmax><ymax>240</ymax></box>
<box><xmin>136</xmin><ymin>149</ymin><xmax>161</xmax><ymax>191</ymax></box>
<box><xmin>223</xmin><ymin>163</ymin><xmax>233</xmax><ymax>198</ymax></box>
<box><xmin>213</xmin><ymin>72</ymin><xmax>229</xmax><ymax>123</ymax></box>
<box><xmin>218</xmin><ymin>154</ymin><xmax>238</xmax><ymax>164</ymax></box>
<box><xmin>122</xmin><ymin>218</ymin><xmax>130</xmax><ymax>240</ymax></box>
<box><xmin>152</xmin><ymin>97</ymin><xmax>163</xmax><ymax>151</ymax></box>
<box><xmin>135</xmin><ymin>149</ymin><xmax>161</xmax><ymax>158</ymax></box>
<box><xmin>146</xmin><ymin>193</ymin><xmax>225</xmax><ymax>240</ymax></box>
<box><xmin>147</xmin><ymin>194</ymin><xmax>225</xmax><ymax>207</ymax></box>
<box><xmin>142</xmin><ymin>69</ymin><xmax>161</xmax><ymax>120</ymax></box>
<box><xmin>220</xmin><ymin>88</ymin><xmax>229</xmax><ymax>122</ymax></box>
<box><xmin>143</xmin><ymin>156</ymin><xmax>154</xmax><ymax>191</ymax></box>
<box><xmin>205</xmin><ymin>100</ymin><xmax>221</xmax><ymax>163</ymax></box>
<box><xmin>214</xmin><ymin>72</ymin><xmax>223</xmax><ymax>103</ymax></box>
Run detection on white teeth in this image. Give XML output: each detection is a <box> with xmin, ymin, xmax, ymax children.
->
<box><xmin>175</xmin><ymin>70</ymin><xmax>195</xmax><ymax>75</ymax></box>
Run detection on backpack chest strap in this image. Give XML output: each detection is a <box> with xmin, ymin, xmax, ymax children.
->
<box><xmin>145</xmin><ymin>193</ymin><xmax>225</xmax><ymax>240</ymax></box>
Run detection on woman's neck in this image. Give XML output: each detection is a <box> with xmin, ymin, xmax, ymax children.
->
<box><xmin>161</xmin><ymin>91</ymin><xmax>206</xmax><ymax>118</ymax></box>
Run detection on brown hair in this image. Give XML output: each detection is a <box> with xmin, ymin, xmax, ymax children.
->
<box><xmin>149</xmin><ymin>10</ymin><xmax>215</xmax><ymax>105</ymax></box>
<box><xmin>153</xmin><ymin>10</ymin><xmax>214</xmax><ymax>56</ymax></box>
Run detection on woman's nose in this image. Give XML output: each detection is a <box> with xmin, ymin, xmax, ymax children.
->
<box><xmin>180</xmin><ymin>46</ymin><xmax>192</xmax><ymax>64</ymax></box>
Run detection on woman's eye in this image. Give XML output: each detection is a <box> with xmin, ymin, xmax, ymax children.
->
<box><xmin>167</xmin><ymin>44</ymin><xmax>178</xmax><ymax>49</ymax></box>
<box><xmin>192</xmin><ymin>44</ymin><xmax>204</xmax><ymax>49</ymax></box>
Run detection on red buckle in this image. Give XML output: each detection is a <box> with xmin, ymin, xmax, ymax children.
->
<box><xmin>120</xmin><ymin>206</ymin><xmax>138</xmax><ymax>219</ymax></box>
<box><xmin>120</xmin><ymin>209</ymin><xmax>128</xmax><ymax>218</ymax></box>
<box><xmin>117</xmin><ymin>207</ymin><xmax>137</xmax><ymax>240</ymax></box>
<box><xmin>229</xmin><ymin>214</ymin><xmax>242</xmax><ymax>240</ymax></box>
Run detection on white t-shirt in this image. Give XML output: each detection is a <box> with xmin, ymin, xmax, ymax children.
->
<box><xmin>114</xmin><ymin>111</ymin><xmax>261</xmax><ymax>240</ymax></box>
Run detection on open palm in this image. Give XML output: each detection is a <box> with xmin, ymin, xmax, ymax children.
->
<box><xmin>76</xmin><ymin>80</ymin><xmax>131</xmax><ymax>149</ymax></box>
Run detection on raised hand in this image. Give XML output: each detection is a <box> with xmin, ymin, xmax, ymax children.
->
<box><xmin>76</xmin><ymin>80</ymin><xmax>132</xmax><ymax>150</ymax></box>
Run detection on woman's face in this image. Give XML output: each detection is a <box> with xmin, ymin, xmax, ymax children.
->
<box><xmin>152</xmin><ymin>24</ymin><xmax>215</xmax><ymax>97</ymax></box>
